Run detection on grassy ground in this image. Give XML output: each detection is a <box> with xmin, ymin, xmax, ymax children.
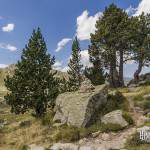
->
<box><xmin>0</xmin><ymin>85</ymin><xmax>150</xmax><ymax>150</ymax></box>
<box><xmin>120</xmin><ymin>86</ymin><xmax>150</xmax><ymax>150</ymax></box>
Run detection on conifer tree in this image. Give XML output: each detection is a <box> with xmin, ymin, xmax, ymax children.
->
<box><xmin>67</xmin><ymin>37</ymin><xmax>83</xmax><ymax>91</ymax></box>
<box><xmin>4</xmin><ymin>28</ymin><xmax>58</xmax><ymax>117</ymax></box>
<box><xmin>90</xmin><ymin>4</ymin><xmax>131</xmax><ymax>87</ymax></box>
<box><xmin>86</xmin><ymin>43</ymin><xmax>105</xmax><ymax>85</ymax></box>
<box><xmin>132</xmin><ymin>13</ymin><xmax>150</xmax><ymax>82</ymax></box>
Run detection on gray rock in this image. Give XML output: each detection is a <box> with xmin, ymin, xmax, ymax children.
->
<box><xmin>143</xmin><ymin>94</ymin><xmax>150</xmax><ymax>99</ymax></box>
<box><xmin>28</xmin><ymin>144</ymin><xmax>45</xmax><ymax>150</ymax></box>
<box><xmin>137</xmin><ymin>116</ymin><xmax>150</xmax><ymax>126</ymax></box>
<box><xmin>79</xmin><ymin>78</ymin><xmax>95</xmax><ymax>93</ymax></box>
<box><xmin>128</xmin><ymin>73</ymin><xmax>150</xmax><ymax>87</ymax></box>
<box><xmin>78</xmin><ymin>138</ymin><xmax>88</xmax><ymax>145</ymax></box>
<box><xmin>92</xmin><ymin>131</ymin><xmax>101</xmax><ymax>138</ymax></box>
<box><xmin>53</xmin><ymin>84</ymin><xmax>108</xmax><ymax>127</ymax></box>
<box><xmin>53</xmin><ymin>122</ymin><xmax>64</xmax><ymax>127</ymax></box>
<box><xmin>101</xmin><ymin>133</ymin><xmax>110</xmax><ymax>141</ymax></box>
<box><xmin>51</xmin><ymin>143</ymin><xmax>79</xmax><ymax>150</ymax></box>
<box><xmin>19</xmin><ymin>120</ymin><xmax>31</xmax><ymax>127</ymax></box>
<box><xmin>0</xmin><ymin>119</ymin><xmax>8</xmax><ymax>129</ymax></box>
<box><xmin>128</xmin><ymin>84</ymin><xmax>137</xmax><ymax>88</ymax></box>
<box><xmin>147</xmin><ymin>112</ymin><xmax>150</xmax><ymax>118</ymax></box>
<box><xmin>137</xmin><ymin>126</ymin><xmax>150</xmax><ymax>132</ymax></box>
<box><xmin>101</xmin><ymin>110</ymin><xmax>128</xmax><ymax>128</ymax></box>
<box><xmin>79</xmin><ymin>146</ymin><xmax>95</xmax><ymax>150</ymax></box>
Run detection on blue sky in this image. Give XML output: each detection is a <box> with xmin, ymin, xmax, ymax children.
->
<box><xmin>0</xmin><ymin>0</ymin><xmax>149</xmax><ymax>77</ymax></box>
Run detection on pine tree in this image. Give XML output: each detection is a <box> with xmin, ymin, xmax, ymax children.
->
<box><xmin>86</xmin><ymin>43</ymin><xmax>105</xmax><ymax>85</ymax></box>
<box><xmin>4</xmin><ymin>28</ymin><xmax>59</xmax><ymax>117</ymax></box>
<box><xmin>90</xmin><ymin>4</ymin><xmax>131</xmax><ymax>87</ymax></box>
<box><xmin>132</xmin><ymin>13</ymin><xmax>150</xmax><ymax>82</ymax></box>
<box><xmin>67</xmin><ymin>37</ymin><xmax>83</xmax><ymax>91</ymax></box>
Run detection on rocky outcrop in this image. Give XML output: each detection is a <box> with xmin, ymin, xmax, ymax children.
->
<box><xmin>79</xmin><ymin>78</ymin><xmax>95</xmax><ymax>93</ymax></box>
<box><xmin>128</xmin><ymin>73</ymin><xmax>150</xmax><ymax>87</ymax></box>
<box><xmin>53</xmin><ymin>84</ymin><xmax>108</xmax><ymax>127</ymax></box>
<box><xmin>101</xmin><ymin>110</ymin><xmax>128</xmax><ymax>128</ymax></box>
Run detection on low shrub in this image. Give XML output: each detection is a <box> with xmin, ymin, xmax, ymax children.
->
<box><xmin>80</xmin><ymin>122</ymin><xmax>123</xmax><ymax>137</ymax></box>
<box><xmin>19</xmin><ymin>120</ymin><xmax>31</xmax><ymax>128</ymax></box>
<box><xmin>41</xmin><ymin>112</ymin><xmax>54</xmax><ymax>127</ymax></box>
<box><xmin>100</xmin><ymin>123</ymin><xmax>123</xmax><ymax>132</ymax></box>
<box><xmin>51</xmin><ymin>121</ymin><xmax>124</xmax><ymax>143</ymax></box>
<box><xmin>142</xmin><ymin>100</ymin><xmax>150</xmax><ymax>110</ymax></box>
<box><xmin>18</xmin><ymin>144</ymin><xmax>29</xmax><ymax>150</ymax></box>
<box><xmin>102</xmin><ymin>91</ymin><xmax>129</xmax><ymax>115</ymax></box>
<box><xmin>122</xmin><ymin>112</ymin><xmax>134</xmax><ymax>125</ymax></box>
<box><xmin>135</xmin><ymin>99</ymin><xmax>150</xmax><ymax>111</ymax></box>
<box><xmin>133</xmin><ymin>95</ymin><xmax>144</xmax><ymax>102</ymax></box>
<box><xmin>128</xmin><ymin>132</ymin><xmax>142</xmax><ymax>146</ymax></box>
<box><xmin>125</xmin><ymin>132</ymin><xmax>149</xmax><ymax>150</ymax></box>
<box><xmin>52</xmin><ymin>125</ymin><xmax>80</xmax><ymax>142</ymax></box>
<box><xmin>139</xmin><ymin>80</ymin><xmax>150</xmax><ymax>86</ymax></box>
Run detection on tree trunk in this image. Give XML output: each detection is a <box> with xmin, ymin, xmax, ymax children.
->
<box><xmin>119</xmin><ymin>49</ymin><xmax>124</xmax><ymax>87</ymax></box>
<box><xmin>134</xmin><ymin>59</ymin><xmax>143</xmax><ymax>83</ymax></box>
<box><xmin>109</xmin><ymin>59</ymin><xmax>120</xmax><ymax>88</ymax></box>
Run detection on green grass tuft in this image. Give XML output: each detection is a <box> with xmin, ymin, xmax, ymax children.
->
<box><xmin>101</xmin><ymin>91</ymin><xmax>129</xmax><ymax>115</ymax></box>
<box><xmin>122</xmin><ymin>111</ymin><xmax>134</xmax><ymax>125</ymax></box>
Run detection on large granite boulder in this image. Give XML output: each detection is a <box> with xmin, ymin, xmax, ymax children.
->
<box><xmin>101</xmin><ymin>110</ymin><xmax>128</xmax><ymax>128</ymax></box>
<box><xmin>53</xmin><ymin>84</ymin><xmax>108</xmax><ymax>127</ymax></box>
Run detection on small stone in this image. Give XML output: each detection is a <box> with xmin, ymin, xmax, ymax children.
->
<box><xmin>79</xmin><ymin>146</ymin><xmax>95</xmax><ymax>150</ymax></box>
<box><xmin>51</xmin><ymin>143</ymin><xmax>79</xmax><ymax>150</ymax></box>
<box><xmin>101</xmin><ymin>110</ymin><xmax>129</xmax><ymax>128</ymax></box>
<box><xmin>0</xmin><ymin>119</ymin><xmax>8</xmax><ymax>128</ymax></box>
<box><xmin>19</xmin><ymin>120</ymin><xmax>31</xmax><ymax>127</ymax></box>
<box><xmin>101</xmin><ymin>133</ymin><xmax>110</xmax><ymax>141</ymax></box>
<box><xmin>147</xmin><ymin>112</ymin><xmax>150</xmax><ymax>118</ymax></box>
<box><xmin>28</xmin><ymin>144</ymin><xmax>45</xmax><ymax>150</ymax></box>
<box><xmin>137</xmin><ymin>126</ymin><xmax>150</xmax><ymax>133</ymax></box>
<box><xmin>79</xmin><ymin>138</ymin><xmax>88</xmax><ymax>145</ymax></box>
<box><xmin>53</xmin><ymin>123</ymin><xmax>64</xmax><ymax>127</ymax></box>
<box><xmin>143</xmin><ymin>94</ymin><xmax>150</xmax><ymax>99</ymax></box>
<box><xmin>92</xmin><ymin>131</ymin><xmax>101</xmax><ymax>138</ymax></box>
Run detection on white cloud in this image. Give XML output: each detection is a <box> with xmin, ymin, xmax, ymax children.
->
<box><xmin>61</xmin><ymin>66</ymin><xmax>69</xmax><ymax>72</ymax></box>
<box><xmin>126</xmin><ymin>6</ymin><xmax>137</xmax><ymax>16</ymax></box>
<box><xmin>61</xmin><ymin>50</ymin><xmax>92</xmax><ymax>72</ymax></box>
<box><xmin>76</xmin><ymin>10</ymin><xmax>102</xmax><ymax>41</ymax></box>
<box><xmin>134</xmin><ymin>0</ymin><xmax>150</xmax><ymax>16</ymax></box>
<box><xmin>0</xmin><ymin>43</ymin><xmax>17</xmax><ymax>51</ymax></box>
<box><xmin>55</xmin><ymin>38</ymin><xmax>72</xmax><ymax>52</ymax></box>
<box><xmin>126</xmin><ymin>60</ymin><xmax>135</xmax><ymax>65</ymax></box>
<box><xmin>0</xmin><ymin>64</ymin><xmax>8</xmax><ymax>68</ymax></box>
<box><xmin>53</xmin><ymin>60</ymin><xmax>63</xmax><ymax>70</ymax></box>
<box><xmin>80</xmin><ymin>50</ymin><xmax>92</xmax><ymax>67</ymax></box>
<box><xmin>2</xmin><ymin>23</ymin><xmax>15</xmax><ymax>32</ymax></box>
